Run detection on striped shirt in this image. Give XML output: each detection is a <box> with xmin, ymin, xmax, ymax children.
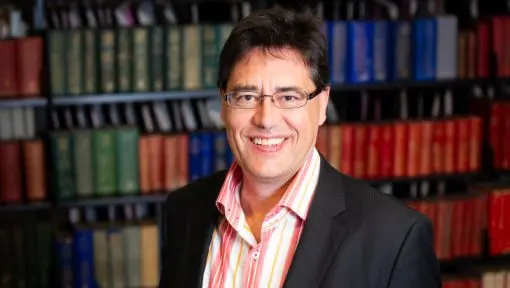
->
<box><xmin>202</xmin><ymin>148</ymin><xmax>321</xmax><ymax>288</ymax></box>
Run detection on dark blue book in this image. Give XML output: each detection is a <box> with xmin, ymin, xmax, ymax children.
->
<box><xmin>412</xmin><ymin>17</ymin><xmax>437</xmax><ymax>80</ymax></box>
<box><xmin>346</xmin><ymin>20</ymin><xmax>373</xmax><ymax>83</ymax></box>
<box><xmin>326</xmin><ymin>21</ymin><xmax>347</xmax><ymax>85</ymax></box>
<box><xmin>73</xmin><ymin>228</ymin><xmax>95</xmax><ymax>288</ymax></box>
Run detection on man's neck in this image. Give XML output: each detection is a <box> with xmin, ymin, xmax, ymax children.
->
<box><xmin>239</xmin><ymin>173</ymin><xmax>294</xmax><ymax>219</ymax></box>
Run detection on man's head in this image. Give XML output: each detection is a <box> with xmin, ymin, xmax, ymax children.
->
<box><xmin>218</xmin><ymin>6</ymin><xmax>330</xmax><ymax>184</ymax></box>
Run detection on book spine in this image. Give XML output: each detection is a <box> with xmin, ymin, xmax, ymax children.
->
<box><xmin>328</xmin><ymin>21</ymin><xmax>347</xmax><ymax>84</ymax></box>
<box><xmin>346</xmin><ymin>21</ymin><xmax>373</xmax><ymax>83</ymax></box>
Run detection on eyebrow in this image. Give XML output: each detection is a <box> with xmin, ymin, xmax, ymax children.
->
<box><xmin>229</xmin><ymin>85</ymin><xmax>303</xmax><ymax>92</ymax></box>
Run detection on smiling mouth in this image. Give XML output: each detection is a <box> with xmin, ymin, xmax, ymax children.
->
<box><xmin>250</xmin><ymin>137</ymin><xmax>287</xmax><ymax>146</ymax></box>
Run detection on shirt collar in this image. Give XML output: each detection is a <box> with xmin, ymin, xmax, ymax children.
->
<box><xmin>216</xmin><ymin>148</ymin><xmax>321</xmax><ymax>221</ymax></box>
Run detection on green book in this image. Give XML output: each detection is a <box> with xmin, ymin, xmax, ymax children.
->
<box><xmin>99</xmin><ymin>29</ymin><xmax>116</xmax><ymax>93</ymax></box>
<box><xmin>83</xmin><ymin>29</ymin><xmax>99</xmax><ymax>94</ymax></box>
<box><xmin>123</xmin><ymin>225</ymin><xmax>141</xmax><ymax>287</ymax></box>
<box><xmin>116</xmin><ymin>128</ymin><xmax>139</xmax><ymax>195</ymax></box>
<box><xmin>36</xmin><ymin>224</ymin><xmax>52</xmax><ymax>288</ymax></box>
<box><xmin>201</xmin><ymin>25</ymin><xmax>218</xmax><ymax>89</ymax></box>
<box><xmin>48</xmin><ymin>30</ymin><xmax>66</xmax><ymax>96</ymax></box>
<box><xmin>65</xmin><ymin>29</ymin><xmax>83</xmax><ymax>95</ymax></box>
<box><xmin>92</xmin><ymin>129</ymin><xmax>117</xmax><ymax>196</ymax></box>
<box><xmin>132</xmin><ymin>27</ymin><xmax>150</xmax><ymax>92</ymax></box>
<box><xmin>151</xmin><ymin>26</ymin><xmax>164</xmax><ymax>91</ymax></box>
<box><xmin>108</xmin><ymin>228</ymin><xmax>125</xmax><ymax>288</ymax></box>
<box><xmin>93</xmin><ymin>228</ymin><xmax>109</xmax><ymax>288</ymax></box>
<box><xmin>116</xmin><ymin>28</ymin><xmax>133</xmax><ymax>92</ymax></box>
<box><xmin>50</xmin><ymin>132</ymin><xmax>75</xmax><ymax>200</ymax></box>
<box><xmin>71</xmin><ymin>130</ymin><xmax>93</xmax><ymax>198</ymax></box>
<box><xmin>182</xmin><ymin>25</ymin><xmax>202</xmax><ymax>90</ymax></box>
<box><xmin>164</xmin><ymin>25</ymin><xmax>182</xmax><ymax>90</ymax></box>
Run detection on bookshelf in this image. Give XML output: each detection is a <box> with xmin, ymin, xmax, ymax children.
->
<box><xmin>0</xmin><ymin>0</ymin><xmax>510</xmax><ymax>287</ymax></box>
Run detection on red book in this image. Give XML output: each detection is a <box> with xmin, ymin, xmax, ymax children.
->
<box><xmin>0</xmin><ymin>141</ymin><xmax>22</xmax><ymax>203</ymax></box>
<box><xmin>419</xmin><ymin>120</ymin><xmax>433</xmax><ymax>176</ymax></box>
<box><xmin>444</xmin><ymin>119</ymin><xmax>457</xmax><ymax>174</ymax></box>
<box><xmin>379</xmin><ymin>123</ymin><xmax>394</xmax><ymax>179</ymax></box>
<box><xmin>352</xmin><ymin>124</ymin><xmax>368</xmax><ymax>179</ymax></box>
<box><xmin>455</xmin><ymin>118</ymin><xmax>470</xmax><ymax>173</ymax></box>
<box><xmin>316</xmin><ymin>125</ymin><xmax>329</xmax><ymax>159</ymax></box>
<box><xmin>16</xmin><ymin>37</ymin><xmax>43</xmax><ymax>97</ymax></box>
<box><xmin>148</xmin><ymin>134</ymin><xmax>164</xmax><ymax>192</ymax></box>
<box><xmin>0</xmin><ymin>40</ymin><xmax>18</xmax><ymax>97</ymax></box>
<box><xmin>22</xmin><ymin>140</ymin><xmax>46</xmax><ymax>202</ymax></box>
<box><xmin>432</xmin><ymin>120</ymin><xmax>446</xmax><ymax>174</ymax></box>
<box><xmin>490</xmin><ymin>103</ymin><xmax>504</xmax><ymax>169</ymax></box>
<box><xmin>477</xmin><ymin>21</ymin><xmax>490</xmax><ymax>77</ymax></box>
<box><xmin>327</xmin><ymin>125</ymin><xmax>342</xmax><ymax>171</ymax></box>
<box><xmin>468</xmin><ymin>116</ymin><xmax>482</xmax><ymax>172</ymax></box>
<box><xmin>502</xmin><ymin>103</ymin><xmax>510</xmax><ymax>170</ymax></box>
<box><xmin>406</xmin><ymin>121</ymin><xmax>422</xmax><ymax>177</ymax></box>
<box><xmin>366</xmin><ymin>123</ymin><xmax>381</xmax><ymax>179</ymax></box>
<box><xmin>340</xmin><ymin>125</ymin><xmax>354</xmax><ymax>176</ymax></box>
<box><xmin>492</xmin><ymin>16</ymin><xmax>506</xmax><ymax>76</ymax></box>
<box><xmin>393</xmin><ymin>122</ymin><xmax>408</xmax><ymax>178</ymax></box>
<box><xmin>177</xmin><ymin>134</ymin><xmax>189</xmax><ymax>188</ymax></box>
<box><xmin>163</xmin><ymin>135</ymin><xmax>178</xmax><ymax>191</ymax></box>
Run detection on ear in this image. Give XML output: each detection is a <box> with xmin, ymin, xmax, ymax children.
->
<box><xmin>318</xmin><ymin>86</ymin><xmax>330</xmax><ymax>126</ymax></box>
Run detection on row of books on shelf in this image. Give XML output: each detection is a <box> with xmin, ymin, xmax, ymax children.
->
<box><xmin>444</xmin><ymin>269</ymin><xmax>510</xmax><ymax>288</ymax></box>
<box><xmin>317</xmin><ymin>115</ymin><xmax>483</xmax><ymax>180</ymax></box>
<box><xmin>56</xmin><ymin>222</ymin><xmax>160</xmax><ymax>288</ymax></box>
<box><xmin>404</xmin><ymin>183</ymin><xmax>510</xmax><ymax>262</ymax></box>
<box><xmin>2</xmin><ymin>13</ymin><xmax>510</xmax><ymax>98</ymax></box>
<box><xmin>0</xmin><ymin>113</ymin><xmax>488</xmax><ymax>205</ymax></box>
<box><xmin>407</xmin><ymin>193</ymin><xmax>485</xmax><ymax>261</ymax></box>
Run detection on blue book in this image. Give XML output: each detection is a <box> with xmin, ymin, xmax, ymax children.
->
<box><xmin>214</xmin><ymin>131</ymin><xmax>228</xmax><ymax>172</ymax></box>
<box><xmin>372</xmin><ymin>19</ymin><xmax>390</xmax><ymax>82</ymax></box>
<box><xmin>188</xmin><ymin>132</ymin><xmax>201</xmax><ymax>181</ymax></box>
<box><xmin>388</xmin><ymin>20</ymin><xmax>411</xmax><ymax>80</ymax></box>
<box><xmin>346</xmin><ymin>20</ymin><xmax>373</xmax><ymax>83</ymax></box>
<box><xmin>200</xmin><ymin>132</ymin><xmax>213</xmax><ymax>177</ymax></box>
<box><xmin>326</xmin><ymin>21</ymin><xmax>347</xmax><ymax>85</ymax></box>
<box><xmin>412</xmin><ymin>17</ymin><xmax>437</xmax><ymax>80</ymax></box>
<box><xmin>56</xmin><ymin>234</ymin><xmax>74</xmax><ymax>287</ymax></box>
<box><xmin>73</xmin><ymin>228</ymin><xmax>95</xmax><ymax>288</ymax></box>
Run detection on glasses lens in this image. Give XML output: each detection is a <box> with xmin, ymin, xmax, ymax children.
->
<box><xmin>274</xmin><ymin>90</ymin><xmax>307</xmax><ymax>108</ymax></box>
<box><xmin>228</xmin><ymin>91</ymin><xmax>260</xmax><ymax>108</ymax></box>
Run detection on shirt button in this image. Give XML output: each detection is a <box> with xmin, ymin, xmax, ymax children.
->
<box><xmin>253</xmin><ymin>251</ymin><xmax>259</xmax><ymax>259</ymax></box>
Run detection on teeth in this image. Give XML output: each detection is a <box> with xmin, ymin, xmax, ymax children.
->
<box><xmin>252</xmin><ymin>137</ymin><xmax>285</xmax><ymax>146</ymax></box>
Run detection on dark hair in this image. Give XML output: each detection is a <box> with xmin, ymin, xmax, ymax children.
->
<box><xmin>217</xmin><ymin>6</ymin><xmax>330</xmax><ymax>91</ymax></box>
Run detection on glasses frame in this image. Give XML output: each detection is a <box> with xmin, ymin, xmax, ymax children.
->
<box><xmin>223</xmin><ymin>88</ymin><xmax>323</xmax><ymax>109</ymax></box>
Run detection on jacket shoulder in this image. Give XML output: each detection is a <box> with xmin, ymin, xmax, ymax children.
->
<box><xmin>340</xmin><ymin>173</ymin><xmax>427</xmax><ymax>229</ymax></box>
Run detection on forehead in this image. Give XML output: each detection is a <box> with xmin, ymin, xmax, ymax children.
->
<box><xmin>227</xmin><ymin>47</ymin><xmax>314</xmax><ymax>89</ymax></box>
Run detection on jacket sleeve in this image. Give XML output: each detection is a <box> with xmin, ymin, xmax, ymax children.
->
<box><xmin>387</xmin><ymin>215</ymin><xmax>442</xmax><ymax>288</ymax></box>
<box><xmin>158</xmin><ymin>193</ymin><xmax>180</xmax><ymax>288</ymax></box>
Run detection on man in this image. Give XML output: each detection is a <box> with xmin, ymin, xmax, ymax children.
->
<box><xmin>159</xmin><ymin>6</ymin><xmax>441</xmax><ymax>288</ymax></box>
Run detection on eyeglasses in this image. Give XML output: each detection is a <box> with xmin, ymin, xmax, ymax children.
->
<box><xmin>224</xmin><ymin>88</ymin><xmax>322</xmax><ymax>109</ymax></box>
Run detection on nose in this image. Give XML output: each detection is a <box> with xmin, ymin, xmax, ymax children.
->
<box><xmin>252</xmin><ymin>96</ymin><xmax>279</xmax><ymax>129</ymax></box>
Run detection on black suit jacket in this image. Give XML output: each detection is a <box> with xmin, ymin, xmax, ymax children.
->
<box><xmin>158</xmin><ymin>156</ymin><xmax>442</xmax><ymax>288</ymax></box>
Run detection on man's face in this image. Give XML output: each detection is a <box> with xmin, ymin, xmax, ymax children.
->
<box><xmin>221</xmin><ymin>47</ymin><xmax>329</xmax><ymax>183</ymax></box>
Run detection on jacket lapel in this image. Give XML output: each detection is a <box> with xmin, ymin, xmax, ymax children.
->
<box><xmin>183</xmin><ymin>172</ymin><xmax>225</xmax><ymax>288</ymax></box>
<box><xmin>283</xmin><ymin>157</ymin><xmax>349</xmax><ymax>288</ymax></box>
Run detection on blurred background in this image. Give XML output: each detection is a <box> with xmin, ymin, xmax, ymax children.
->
<box><xmin>0</xmin><ymin>0</ymin><xmax>507</xmax><ymax>287</ymax></box>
